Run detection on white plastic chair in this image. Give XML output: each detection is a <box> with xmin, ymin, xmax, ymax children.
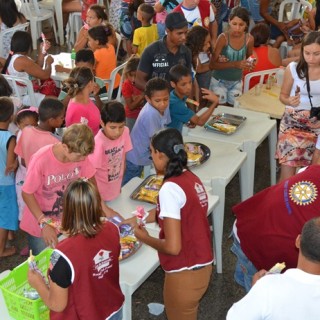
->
<box><xmin>0</xmin><ymin>22</ymin><xmax>29</xmax><ymax>58</ymax></box>
<box><xmin>20</xmin><ymin>0</ymin><xmax>58</xmax><ymax>50</ymax></box>
<box><xmin>277</xmin><ymin>0</ymin><xmax>312</xmax><ymax>58</ymax></box>
<box><xmin>4</xmin><ymin>74</ymin><xmax>38</xmax><ymax>107</ymax></box>
<box><xmin>243</xmin><ymin>68</ymin><xmax>280</xmax><ymax>93</ymax></box>
<box><xmin>101</xmin><ymin>61</ymin><xmax>128</xmax><ymax>102</ymax></box>
<box><xmin>115</xmin><ymin>32</ymin><xmax>122</xmax><ymax>57</ymax></box>
<box><xmin>66</xmin><ymin>12</ymin><xmax>82</xmax><ymax>46</ymax></box>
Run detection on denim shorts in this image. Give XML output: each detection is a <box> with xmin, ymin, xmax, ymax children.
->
<box><xmin>122</xmin><ymin>160</ymin><xmax>143</xmax><ymax>186</ymax></box>
<box><xmin>108</xmin><ymin>307</ymin><xmax>123</xmax><ymax>320</ymax></box>
<box><xmin>210</xmin><ymin>77</ymin><xmax>242</xmax><ymax>105</ymax></box>
<box><xmin>230</xmin><ymin>235</ymin><xmax>258</xmax><ymax>292</ymax></box>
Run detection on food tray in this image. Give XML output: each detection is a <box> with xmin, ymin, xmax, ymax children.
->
<box><xmin>205</xmin><ymin>113</ymin><xmax>246</xmax><ymax>135</ymax></box>
<box><xmin>185</xmin><ymin>142</ymin><xmax>211</xmax><ymax>168</ymax></box>
<box><xmin>130</xmin><ymin>175</ymin><xmax>164</xmax><ymax>204</ymax></box>
<box><xmin>0</xmin><ymin>248</ymin><xmax>53</xmax><ymax>320</ymax></box>
<box><xmin>119</xmin><ymin>224</ymin><xmax>142</xmax><ymax>261</ymax></box>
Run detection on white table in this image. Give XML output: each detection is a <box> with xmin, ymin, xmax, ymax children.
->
<box><xmin>187</xmin><ymin>106</ymin><xmax>278</xmax><ymax>201</ymax></box>
<box><xmin>51</xmin><ymin>52</ymin><xmax>72</xmax><ymax>83</ymax></box>
<box><xmin>184</xmin><ymin>136</ymin><xmax>246</xmax><ymax>273</ymax></box>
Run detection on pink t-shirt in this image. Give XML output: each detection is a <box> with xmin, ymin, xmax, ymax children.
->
<box><xmin>21</xmin><ymin>144</ymin><xmax>96</xmax><ymax>237</ymax></box>
<box><xmin>65</xmin><ymin>100</ymin><xmax>100</xmax><ymax>135</ymax></box>
<box><xmin>88</xmin><ymin>128</ymin><xmax>132</xmax><ymax>201</ymax></box>
<box><xmin>14</xmin><ymin>126</ymin><xmax>60</xmax><ymax>167</ymax></box>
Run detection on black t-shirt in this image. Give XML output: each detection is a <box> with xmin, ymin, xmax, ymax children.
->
<box><xmin>49</xmin><ymin>250</ymin><xmax>72</xmax><ymax>288</ymax></box>
<box><xmin>138</xmin><ymin>36</ymin><xmax>192</xmax><ymax>82</ymax></box>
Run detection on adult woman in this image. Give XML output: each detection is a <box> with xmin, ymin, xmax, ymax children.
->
<box><xmin>0</xmin><ymin>0</ymin><xmax>27</xmax><ymax>59</ymax></box>
<box><xmin>276</xmin><ymin>32</ymin><xmax>320</xmax><ymax>181</ymax></box>
<box><xmin>1</xmin><ymin>31</ymin><xmax>53</xmax><ymax>106</ymax></box>
<box><xmin>134</xmin><ymin>128</ymin><xmax>213</xmax><ymax>320</ymax></box>
<box><xmin>244</xmin><ymin>23</ymin><xmax>281</xmax><ymax>89</ymax></box>
<box><xmin>74</xmin><ymin>4</ymin><xmax>116</xmax><ymax>52</ymax></box>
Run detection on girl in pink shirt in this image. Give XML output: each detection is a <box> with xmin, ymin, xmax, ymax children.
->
<box><xmin>64</xmin><ymin>66</ymin><xmax>101</xmax><ymax>135</ymax></box>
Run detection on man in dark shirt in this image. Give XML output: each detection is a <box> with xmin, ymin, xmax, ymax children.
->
<box><xmin>135</xmin><ymin>12</ymin><xmax>192</xmax><ymax>90</ymax></box>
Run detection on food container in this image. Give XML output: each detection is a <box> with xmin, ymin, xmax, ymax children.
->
<box><xmin>205</xmin><ymin>113</ymin><xmax>246</xmax><ymax>135</ymax></box>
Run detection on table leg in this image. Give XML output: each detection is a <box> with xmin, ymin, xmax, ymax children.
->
<box><xmin>210</xmin><ymin>178</ymin><xmax>226</xmax><ymax>274</ymax></box>
<box><xmin>239</xmin><ymin>141</ymin><xmax>256</xmax><ymax>201</ymax></box>
<box><xmin>268</xmin><ymin>123</ymin><xmax>277</xmax><ymax>186</ymax></box>
<box><xmin>120</xmin><ymin>284</ymin><xmax>132</xmax><ymax>320</ymax></box>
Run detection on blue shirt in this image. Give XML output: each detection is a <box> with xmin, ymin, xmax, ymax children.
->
<box><xmin>168</xmin><ymin>90</ymin><xmax>195</xmax><ymax>133</ymax></box>
<box><xmin>126</xmin><ymin>102</ymin><xmax>171</xmax><ymax>166</ymax></box>
<box><xmin>0</xmin><ymin>129</ymin><xmax>15</xmax><ymax>186</ymax></box>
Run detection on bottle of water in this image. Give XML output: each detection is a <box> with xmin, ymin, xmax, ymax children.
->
<box><xmin>276</xmin><ymin>67</ymin><xmax>285</xmax><ymax>87</ymax></box>
<box><xmin>71</xmin><ymin>48</ymin><xmax>76</xmax><ymax>68</ymax></box>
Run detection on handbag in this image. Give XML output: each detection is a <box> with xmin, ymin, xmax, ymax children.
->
<box><xmin>286</xmin><ymin>19</ymin><xmax>305</xmax><ymax>45</ymax></box>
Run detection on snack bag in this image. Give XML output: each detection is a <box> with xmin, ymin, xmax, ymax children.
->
<box><xmin>267</xmin><ymin>262</ymin><xmax>286</xmax><ymax>274</ymax></box>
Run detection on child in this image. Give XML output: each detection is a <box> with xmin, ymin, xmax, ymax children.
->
<box><xmin>185</xmin><ymin>25</ymin><xmax>212</xmax><ymax>90</ymax></box>
<box><xmin>14</xmin><ymin>107</ymin><xmax>39</xmax><ymax>219</ymax></box>
<box><xmin>74</xmin><ymin>4</ymin><xmax>117</xmax><ymax>52</ymax></box>
<box><xmin>14</xmin><ymin>98</ymin><xmax>65</xmax><ymax>168</ymax></box>
<box><xmin>168</xmin><ymin>64</ymin><xmax>219</xmax><ymax>133</ymax></box>
<box><xmin>134</xmin><ymin>128</ymin><xmax>213</xmax><ymax>320</ymax></box>
<box><xmin>28</xmin><ymin>179</ymin><xmax>124</xmax><ymax>319</ymax></box>
<box><xmin>64</xmin><ymin>67</ymin><xmax>101</xmax><ymax>135</ymax></box>
<box><xmin>0</xmin><ymin>97</ymin><xmax>19</xmax><ymax>257</ymax></box>
<box><xmin>88</xmin><ymin>25</ymin><xmax>120</xmax><ymax>98</ymax></box>
<box><xmin>123</xmin><ymin>77</ymin><xmax>171</xmax><ymax>185</ymax></box>
<box><xmin>56</xmin><ymin>49</ymin><xmax>104</xmax><ymax>109</ymax></box>
<box><xmin>1</xmin><ymin>31</ymin><xmax>53</xmax><ymax>106</ymax></box>
<box><xmin>210</xmin><ymin>7</ymin><xmax>254</xmax><ymax>106</ymax></box>
<box><xmin>89</xmin><ymin>101</ymin><xmax>132</xmax><ymax>202</ymax></box>
<box><xmin>20</xmin><ymin>124</ymin><xmax>100</xmax><ymax>255</ymax></box>
<box><xmin>132</xmin><ymin>3</ymin><xmax>159</xmax><ymax>56</ymax></box>
<box><xmin>121</xmin><ymin>55</ymin><xmax>145</xmax><ymax>131</ymax></box>
<box><xmin>120</xmin><ymin>0</ymin><xmax>144</xmax><ymax>55</ymax></box>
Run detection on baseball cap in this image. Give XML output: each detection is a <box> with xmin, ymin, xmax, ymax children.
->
<box><xmin>165</xmin><ymin>12</ymin><xmax>188</xmax><ymax>30</ymax></box>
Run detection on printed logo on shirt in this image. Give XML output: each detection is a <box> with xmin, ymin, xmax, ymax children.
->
<box><xmin>152</xmin><ymin>54</ymin><xmax>169</xmax><ymax>68</ymax></box>
<box><xmin>46</xmin><ymin>167</ymin><xmax>80</xmax><ymax>186</ymax></box>
<box><xmin>289</xmin><ymin>181</ymin><xmax>318</xmax><ymax>206</ymax></box>
<box><xmin>80</xmin><ymin>117</ymin><xmax>89</xmax><ymax>125</ymax></box>
<box><xmin>194</xmin><ymin>182</ymin><xmax>207</xmax><ymax>207</ymax></box>
<box><xmin>93</xmin><ymin>249</ymin><xmax>113</xmax><ymax>279</ymax></box>
<box><xmin>105</xmin><ymin>146</ymin><xmax>124</xmax><ymax>182</ymax></box>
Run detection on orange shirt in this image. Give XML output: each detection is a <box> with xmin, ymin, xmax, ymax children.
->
<box><xmin>94</xmin><ymin>46</ymin><xmax>120</xmax><ymax>89</ymax></box>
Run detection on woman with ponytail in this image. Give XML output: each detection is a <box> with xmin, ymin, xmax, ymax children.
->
<box><xmin>276</xmin><ymin>31</ymin><xmax>320</xmax><ymax>181</ymax></box>
<box><xmin>134</xmin><ymin>127</ymin><xmax>213</xmax><ymax>320</ymax></box>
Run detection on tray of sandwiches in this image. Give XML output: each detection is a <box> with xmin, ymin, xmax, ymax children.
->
<box><xmin>130</xmin><ymin>175</ymin><xmax>163</xmax><ymax>204</ymax></box>
<box><xmin>204</xmin><ymin>113</ymin><xmax>246</xmax><ymax>135</ymax></box>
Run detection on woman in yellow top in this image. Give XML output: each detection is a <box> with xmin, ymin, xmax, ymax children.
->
<box><xmin>88</xmin><ymin>25</ymin><xmax>120</xmax><ymax>99</ymax></box>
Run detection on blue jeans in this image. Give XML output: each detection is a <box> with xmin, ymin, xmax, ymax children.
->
<box><xmin>122</xmin><ymin>160</ymin><xmax>143</xmax><ymax>186</ymax></box>
<box><xmin>230</xmin><ymin>235</ymin><xmax>257</xmax><ymax>292</ymax></box>
<box><xmin>28</xmin><ymin>234</ymin><xmax>46</xmax><ymax>256</ymax></box>
<box><xmin>109</xmin><ymin>307</ymin><xmax>123</xmax><ymax>320</ymax></box>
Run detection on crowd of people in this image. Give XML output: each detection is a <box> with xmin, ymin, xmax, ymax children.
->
<box><xmin>1</xmin><ymin>0</ymin><xmax>320</xmax><ymax>319</ymax></box>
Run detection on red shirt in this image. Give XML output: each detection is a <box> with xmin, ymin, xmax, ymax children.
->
<box><xmin>234</xmin><ymin>165</ymin><xmax>320</xmax><ymax>270</ymax></box>
<box><xmin>157</xmin><ymin>171</ymin><xmax>213</xmax><ymax>272</ymax></box>
<box><xmin>122</xmin><ymin>79</ymin><xmax>143</xmax><ymax>119</ymax></box>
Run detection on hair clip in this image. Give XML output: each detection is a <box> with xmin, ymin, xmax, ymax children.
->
<box><xmin>9</xmin><ymin>51</ymin><xmax>14</xmax><ymax>55</ymax></box>
<box><xmin>173</xmin><ymin>144</ymin><xmax>184</xmax><ymax>154</ymax></box>
<box><xmin>81</xmin><ymin>177</ymin><xmax>88</xmax><ymax>182</ymax></box>
<box><xmin>74</xmin><ymin>83</ymin><xmax>78</xmax><ymax>88</ymax></box>
<box><xmin>17</xmin><ymin>106</ymin><xmax>38</xmax><ymax>116</ymax></box>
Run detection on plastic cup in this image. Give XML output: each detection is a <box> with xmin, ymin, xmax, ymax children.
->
<box><xmin>255</xmin><ymin>84</ymin><xmax>262</xmax><ymax>96</ymax></box>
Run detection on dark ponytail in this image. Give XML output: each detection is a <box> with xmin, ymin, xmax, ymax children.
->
<box><xmin>151</xmin><ymin>128</ymin><xmax>188</xmax><ymax>180</ymax></box>
<box><xmin>1</xmin><ymin>31</ymin><xmax>32</xmax><ymax>75</ymax></box>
